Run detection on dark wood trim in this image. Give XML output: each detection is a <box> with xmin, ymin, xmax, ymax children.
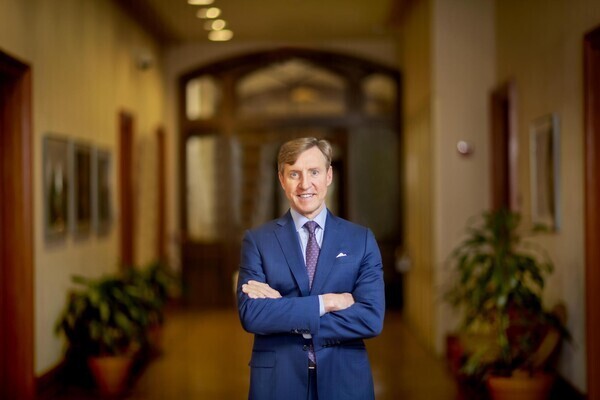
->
<box><xmin>584</xmin><ymin>26</ymin><xmax>600</xmax><ymax>400</ymax></box>
<box><xmin>119</xmin><ymin>111</ymin><xmax>135</xmax><ymax>268</ymax></box>
<box><xmin>35</xmin><ymin>361</ymin><xmax>65</xmax><ymax>398</ymax></box>
<box><xmin>0</xmin><ymin>49</ymin><xmax>34</xmax><ymax>400</ymax></box>
<box><xmin>489</xmin><ymin>81</ymin><xmax>518</xmax><ymax>211</ymax></box>
<box><xmin>179</xmin><ymin>46</ymin><xmax>399</xmax><ymax>83</ymax></box>
<box><xmin>553</xmin><ymin>375</ymin><xmax>587</xmax><ymax>400</ymax></box>
<box><xmin>156</xmin><ymin>126</ymin><xmax>166</xmax><ymax>261</ymax></box>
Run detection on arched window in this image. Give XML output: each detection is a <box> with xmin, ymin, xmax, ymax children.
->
<box><xmin>178</xmin><ymin>49</ymin><xmax>401</xmax><ymax>307</ymax></box>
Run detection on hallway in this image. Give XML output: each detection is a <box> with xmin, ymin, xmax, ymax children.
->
<box><xmin>127</xmin><ymin>309</ymin><xmax>459</xmax><ymax>399</ymax></box>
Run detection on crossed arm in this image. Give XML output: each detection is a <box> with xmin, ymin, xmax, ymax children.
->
<box><xmin>237</xmin><ymin>228</ymin><xmax>384</xmax><ymax>339</ymax></box>
<box><xmin>242</xmin><ymin>280</ymin><xmax>355</xmax><ymax>313</ymax></box>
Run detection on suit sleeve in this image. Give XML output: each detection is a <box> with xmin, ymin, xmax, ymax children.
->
<box><xmin>237</xmin><ymin>229</ymin><xmax>321</xmax><ymax>336</ymax></box>
<box><xmin>314</xmin><ymin>228</ymin><xmax>385</xmax><ymax>347</ymax></box>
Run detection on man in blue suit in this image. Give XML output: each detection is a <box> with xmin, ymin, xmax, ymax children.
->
<box><xmin>237</xmin><ymin>137</ymin><xmax>385</xmax><ymax>400</ymax></box>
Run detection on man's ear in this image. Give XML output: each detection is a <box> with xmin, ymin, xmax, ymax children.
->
<box><xmin>278</xmin><ymin>172</ymin><xmax>285</xmax><ymax>189</ymax></box>
<box><xmin>326</xmin><ymin>166</ymin><xmax>333</xmax><ymax>186</ymax></box>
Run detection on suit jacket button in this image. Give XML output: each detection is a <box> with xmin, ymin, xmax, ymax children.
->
<box><xmin>302</xmin><ymin>345</ymin><xmax>308</xmax><ymax>351</ymax></box>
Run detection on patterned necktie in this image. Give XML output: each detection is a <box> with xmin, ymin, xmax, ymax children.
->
<box><xmin>304</xmin><ymin>221</ymin><xmax>319</xmax><ymax>366</ymax></box>
<box><xmin>304</xmin><ymin>221</ymin><xmax>320</xmax><ymax>289</ymax></box>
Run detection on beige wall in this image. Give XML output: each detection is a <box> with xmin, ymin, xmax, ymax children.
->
<box><xmin>397</xmin><ymin>0</ymin><xmax>436</xmax><ymax>351</ymax></box>
<box><xmin>432</xmin><ymin>0</ymin><xmax>495</xmax><ymax>352</ymax></box>
<box><xmin>398</xmin><ymin>0</ymin><xmax>495</xmax><ymax>355</ymax></box>
<box><xmin>0</xmin><ymin>0</ymin><xmax>166</xmax><ymax>376</ymax></box>
<box><xmin>495</xmin><ymin>0</ymin><xmax>600</xmax><ymax>392</ymax></box>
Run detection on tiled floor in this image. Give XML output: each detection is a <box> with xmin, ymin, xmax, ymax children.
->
<box><xmin>127</xmin><ymin>309</ymin><xmax>459</xmax><ymax>399</ymax></box>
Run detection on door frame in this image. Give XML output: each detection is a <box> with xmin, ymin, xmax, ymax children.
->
<box><xmin>0</xmin><ymin>49</ymin><xmax>34</xmax><ymax>399</ymax></box>
<box><xmin>584</xmin><ymin>26</ymin><xmax>600</xmax><ymax>400</ymax></box>
<box><xmin>119</xmin><ymin>111</ymin><xmax>135</xmax><ymax>268</ymax></box>
<box><xmin>489</xmin><ymin>81</ymin><xmax>518</xmax><ymax>210</ymax></box>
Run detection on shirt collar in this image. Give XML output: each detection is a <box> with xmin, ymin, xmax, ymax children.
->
<box><xmin>290</xmin><ymin>207</ymin><xmax>327</xmax><ymax>232</ymax></box>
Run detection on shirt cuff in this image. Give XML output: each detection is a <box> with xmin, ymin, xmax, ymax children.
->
<box><xmin>318</xmin><ymin>294</ymin><xmax>325</xmax><ymax>316</ymax></box>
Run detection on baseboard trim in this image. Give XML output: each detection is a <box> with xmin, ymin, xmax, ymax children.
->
<box><xmin>552</xmin><ymin>375</ymin><xmax>585</xmax><ymax>400</ymax></box>
<box><xmin>35</xmin><ymin>360</ymin><xmax>65</xmax><ymax>397</ymax></box>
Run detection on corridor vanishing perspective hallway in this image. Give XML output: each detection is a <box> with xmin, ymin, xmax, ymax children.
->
<box><xmin>127</xmin><ymin>309</ymin><xmax>458</xmax><ymax>399</ymax></box>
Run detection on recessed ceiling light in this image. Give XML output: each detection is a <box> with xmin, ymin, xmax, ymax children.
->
<box><xmin>211</xmin><ymin>19</ymin><xmax>226</xmax><ymax>30</ymax></box>
<box><xmin>197</xmin><ymin>7</ymin><xmax>221</xmax><ymax>19</ymax></box>
<box><xmin>204</xmin><ymin>19</ymin><xmax>227</xmax><ymax>31</ymax></box>
<box><xmin>208</xmin><ymin>29</ymin><xmax>233</xmax><ymax>41</ymax></box>
<box><xmin>187</xmin><ymin>0</ymin><xmax>214</xmax><ymax>5</ymax></box>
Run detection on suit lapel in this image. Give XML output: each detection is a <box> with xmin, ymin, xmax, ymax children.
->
<box><xmin>310</xmin><ymin>211</ymin><xmax>341</xmax><ymax>295</ymax></box>
<box><xmin>274</xmin><ymin>212</ymin><xmax>311</xmax><ymax>296</ymax></box>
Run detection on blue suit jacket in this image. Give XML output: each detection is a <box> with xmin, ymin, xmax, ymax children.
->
<box><xmin>237</xmin><ymin>210</ymin><xmax>385</xmax><ymax>400</ymax></box>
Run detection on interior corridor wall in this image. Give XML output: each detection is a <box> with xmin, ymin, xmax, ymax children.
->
<box><xmin>0</xmin><ymin>0</ymin><xmax>166</xmax><ymax>376</ymax></box>
<box><xmin>396</xmin><ymin>0</ymin><xmax>436</xmax><ymax>352</ymax></box>
<box><xmin>432</xmin><ymin>0</ymin><xmax>495</xmax><ymax>354</ymax></box>
<box><xmin>495</xmin><ymin>0</ymin><xmax>600</xmax><ymax>392</ymax></box>
<box><xmin>398</xmin><ymin>0</ymin><xmax>495</xmax><ymax>355</ymax></box>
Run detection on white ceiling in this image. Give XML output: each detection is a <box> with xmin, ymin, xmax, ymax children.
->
<box><xmin>117</xmin><ymin>0</ymin><xmax>400</xmax><ymax>44</ymax></box>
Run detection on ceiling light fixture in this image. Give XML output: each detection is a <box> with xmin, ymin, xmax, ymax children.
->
<box><xmin>197</xmin><ymin>7</ymin><xmax>221</xmax><ymax>19</ymax></box>
<box><xmin>211</xmin><ymin>19</ymin><xmax>226</xmax><ymax>30</ymax></box>
<box><xmin>208</xmin><ymin>29</ymin><xmax>233</xmax><ymax>41</ymax></box>
<box><xmin>187</xmin><ymin>0</ymin><xmax>214</xmax><ymax>5</ymax></box>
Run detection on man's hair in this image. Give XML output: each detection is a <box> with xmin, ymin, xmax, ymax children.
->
<box><xmin>277</xmin><ymin>137</ymin><xmax>332</xmax><ymax>174</ymax></box>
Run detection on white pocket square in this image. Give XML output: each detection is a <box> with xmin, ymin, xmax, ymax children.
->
<box><xmin>336</xmin><ymin>252</ymin><xmax>347</xmax><ymax>258</ymax></box>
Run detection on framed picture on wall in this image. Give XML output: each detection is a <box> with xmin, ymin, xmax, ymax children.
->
<box><xmin>72</xmin><ymin>142</ymin><xmax>93</xmax><ymax>236</ymax></box>
<box><xmin>43</xmin><ymin>135</ymin><xmax>70</xmax><ymax>240</ymax></box>
<box><xmin>530</xmin><ymin>114</ymin><xmax>560</xmax><ymax>231</ymax></box>
<box><xmin>94</xmin><ymin>148</ymin><xmax>112</xmax><ymax>235</ymax></box>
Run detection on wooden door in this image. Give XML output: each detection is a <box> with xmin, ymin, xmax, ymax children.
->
<box><xmin>119</xmin><ymin>111</ymin><xmax>135</xmax><ymax>268</ymax></box>
<box><xmin>490</xmin><ymin>81</ymin><xmax>518</xmax><ymax>210</ymax></box>
<box><xmin>0</xmin><ymin>50</ymin><xmax>34</xmax><ymax>399</ymax></box>
<box><xmin>156</xmin><ymin>126</ymin><xmax>166</xmax><ymax>261</ymax></box>
<box><xmin>584</xmin><ymin>26</ymin><xmax>600</xmax><ymax>400</ymax></box>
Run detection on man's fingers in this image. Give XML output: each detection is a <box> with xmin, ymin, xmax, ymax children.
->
<box><xmin>242</xmin><ymin>281</ymin><xmax>282</xmax><ymax>299</ymax></box>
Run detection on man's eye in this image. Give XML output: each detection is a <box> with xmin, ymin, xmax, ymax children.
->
<box><xmin>290</xmin><ymin>172</ymin><xmax>299</xmax><ymax>178</ymax></box>
<box><xmin>310</xmin><ymin>170</ymin><xmax>319</xmax><ymax>176</ymax></box>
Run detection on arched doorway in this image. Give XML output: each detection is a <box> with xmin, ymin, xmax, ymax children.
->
<box><xmin>178</xmin><ymin>48</ymin><xmax>403</xmax><ymax>308</ymax></box>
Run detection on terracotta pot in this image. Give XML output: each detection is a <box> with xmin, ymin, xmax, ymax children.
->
<box><xmin>87</xmin><ymin>355</ymin><xmax>134</xmax><ymax>396</ymax></box>
<box><xmin>487</xmin><ymin>372</ymin><xmax>555</xmax><ymax>400</ymax></box>
<box><xmin>445</xmin><ymin>334</ymin><xmax>463</xmax><ymax>376</ymax></box>
<box><xmin>147</xmin><ymin>324</ymin><xmax>164</xmax><ymax>354</ymax></box>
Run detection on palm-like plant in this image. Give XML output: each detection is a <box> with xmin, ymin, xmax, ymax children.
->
<box><xmin>55</xmin><ymin>275</ymin><xmax>147</xmax><ymax>357</ymax></box>
<box><xmin>445</xmin><ymin>208</ymin><xmax>566</xmax><ymax>377</ymax></box>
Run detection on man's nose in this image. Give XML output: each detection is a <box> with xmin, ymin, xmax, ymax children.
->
<box><xmin>299</xmin><ymin>173</ymin><xmax>310</xmax><ymax>189</ymax></box>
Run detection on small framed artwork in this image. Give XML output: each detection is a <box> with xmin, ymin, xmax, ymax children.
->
<box><xmin>530</xmin><ymin>114</ymin><xmax>560</xmax><ymax>231</ymax></box>
<box><xmin>94</xmin><ymin>148</ymin><xmax>112</xmax><ymax>235</ymax></box>
<box><xmin>43</xmin><ymin>135</ymin><xmax>70</xmax><ymax>240</ymax></box>
<box><xmin>72</xmin><ymin>142</ymin><xmax>93</xmax><ymax>236</ymax></box>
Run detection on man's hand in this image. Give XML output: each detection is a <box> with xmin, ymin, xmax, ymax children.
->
<box><xmin>322</xmin><ymin>293</ymin><xmax>354</xmax><ymax>313</ymax></box>
<box><xmin>242</xmin><ymin>281</ymin><xmax>354</xmax><ymax>313</ymax></box>
<box><xmin>242</xmin><ymin>280</ymin><xmax>282</xmax><ymax>299</ymax></box>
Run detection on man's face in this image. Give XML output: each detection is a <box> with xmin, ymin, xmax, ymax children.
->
<box><xmin>279</xmin><ymin>146</ymin><xmax>333</xmax><ymax>219</ymax></box>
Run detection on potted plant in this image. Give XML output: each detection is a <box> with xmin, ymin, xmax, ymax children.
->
<box><xmin>445</xmin><ymin>208</ymin><xmax>569</xmax><ymax>400</ymax></box>
<box><xmin>55</xmin><ymin>274</ymin><xmax>148</xmax><ymax>396</ymax></box>
<box><xmin>124</xmin><ymin>261</ymin><xmax>178</xmax><ymax>353</ymax></box>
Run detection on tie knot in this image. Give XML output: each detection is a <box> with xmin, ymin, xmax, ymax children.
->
<box><xmin>304</xmin><ymin>221</ymin><xmax>318</xmax><ymax>235</ymax></box>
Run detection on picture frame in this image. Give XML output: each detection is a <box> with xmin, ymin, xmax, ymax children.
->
<box><xmin>94</xmin><ymin>148</ymin><xmax>112</xmax><ymax>235</ymax></box>
<box><xmin>43</xmin><ymin>135</ymin><xmax>70</xmax><ymax>240</ymax></box>
<box><xmin>72</xmin><ymin>142</ymin><xmax>93</xmax><ymax>236</ymax></box>
<box><xmin>529</xmin><ymin>114</ymin><xmax>560</xmax><ymax>231</ymax></box>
